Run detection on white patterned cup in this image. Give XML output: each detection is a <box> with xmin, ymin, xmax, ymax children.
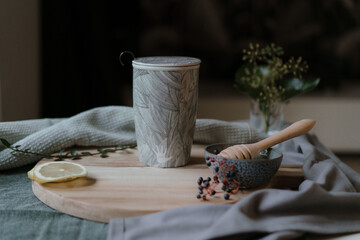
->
<box><xmin>132</xmin><ymin>56</ymin><xmax>201</xmax><ymax>167</ymax></box>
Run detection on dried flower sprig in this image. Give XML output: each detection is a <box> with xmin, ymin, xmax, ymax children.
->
<box><xmin>0</xmin><ymin>138</ymin><xmax>136</xmax><ymax>161</ymax></box>
<box><xmin>242</xmin><ymin>43</ymin><xmax>284</xmax><ymax>65</ymax></box>
<box><xmin>235</xmin><ymin>43</ymin><xmax>320</xmax><ymax>133</ymax></box>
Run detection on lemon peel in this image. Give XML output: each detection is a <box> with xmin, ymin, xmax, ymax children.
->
<box><xmin>27</xmin><ymin>166</ymin><xmax>36</xmax><ymax>180</ymax></box>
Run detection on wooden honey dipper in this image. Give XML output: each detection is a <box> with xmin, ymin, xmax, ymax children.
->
<box><xmin>218</xmin><ymin>119</ymin><xmax>316</xmax><ymax>159</ymax></box>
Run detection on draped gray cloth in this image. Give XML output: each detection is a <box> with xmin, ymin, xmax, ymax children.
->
<box><xmin>107</xmin><ymin>134</ymin><xmax>360</xmax><ymax>240</ymax></box>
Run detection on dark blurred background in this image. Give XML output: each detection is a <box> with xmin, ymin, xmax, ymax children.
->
<box><xmin>1</xmin><ymin>0</ymin><xmax>359</xmax><ymax>153</ymax></box>
<box><xmin>41</xmin><ymin>0</ymin><xmax>360</xmax><ymax>117</ymax></box>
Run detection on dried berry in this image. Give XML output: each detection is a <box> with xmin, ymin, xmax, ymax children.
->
<box><xmin>203</xmin><ymin>182</ymin><xmax>210</xmax><ymax>188</ymax></box>
<box><xmin>196</xmin><ymin>194</ymin><xmax>201</xmax><ymax>199</ymax></box>
<box><xmin>197</xmin><ymin>177</ymin><xmax>203</xmax><ymax>185</ymax></box>
<box><xmin>196</xmin><ymin>154</ymin><xmax>241</xmax><ymax>201</ymax></box>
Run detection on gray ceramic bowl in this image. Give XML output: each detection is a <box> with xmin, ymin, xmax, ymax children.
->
<box><xmin>205</xmin><ymin>143</ymin><xmax>283</xmax><ymax>189</ymax></box>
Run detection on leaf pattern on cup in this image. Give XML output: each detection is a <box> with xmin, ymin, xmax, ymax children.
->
<box><xmin>133</xmin><ymin>68</ymin><xmax>199</xmax><ymax>167</ymax></box>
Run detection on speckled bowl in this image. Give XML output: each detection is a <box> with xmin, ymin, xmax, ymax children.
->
<box><xmin>205</xmin><ymin>143</ymin><xmax>283</xmax><ymax>189</ymax></box>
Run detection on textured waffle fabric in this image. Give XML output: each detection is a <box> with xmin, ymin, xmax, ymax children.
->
<box><xmin>0</xmin><ymin>106</ymin><xmax>257</xmax><ymax>170</ymax></box>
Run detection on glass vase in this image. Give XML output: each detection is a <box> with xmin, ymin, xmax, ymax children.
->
<box><xmin>249</xmin><ymin>99</ymin><xmax>284</xmax><ymax>137</ymax></box>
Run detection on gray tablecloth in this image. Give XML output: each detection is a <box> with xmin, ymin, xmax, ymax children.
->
<box><xmin>0</xmin><ymin>165</ymin><xmax>108</xmax><ymax>239</ymax></box>
<box><xmin>1</xmin><ymin>106</ymin><xmax>360</xmax><ymax>240</ymax></box>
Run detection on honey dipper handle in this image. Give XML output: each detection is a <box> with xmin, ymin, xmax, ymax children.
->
<box><xmin>256</xmin><ymin>119</ymin><xmax>316</xmax><ymax>151</ymax></box>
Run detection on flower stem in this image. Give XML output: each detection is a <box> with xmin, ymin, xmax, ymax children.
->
<box><xmin>0</xmin><ymin>138</ymin><xmax>137</xmax><ymax>160</ymax></box>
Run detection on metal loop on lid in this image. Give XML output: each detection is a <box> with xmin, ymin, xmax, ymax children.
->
<box><xmin>119</xmin><ymin>51</ymin><xmax>135</xmax><ymax>66</ymax></box>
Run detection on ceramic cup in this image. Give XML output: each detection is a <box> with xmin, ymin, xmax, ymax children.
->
<box><xmin>132</xmin><ymin>56</ymin><xmax>201</xmax><ymax>167</ymax></box>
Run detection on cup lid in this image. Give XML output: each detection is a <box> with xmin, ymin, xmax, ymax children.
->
<box><xmin>132</xmin><ymin>56</ymin><xmax>201</xmax><ymax>68</ymax></box>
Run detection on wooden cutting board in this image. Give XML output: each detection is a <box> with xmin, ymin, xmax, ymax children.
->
<box><xmin>32</xmin><ymin>145</ymin><xmax>303</xmax><ymax>223</ymax></box>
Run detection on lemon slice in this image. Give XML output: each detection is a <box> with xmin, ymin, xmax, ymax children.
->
<box><xmin>30</xmin><ymin>162</ymin><xmax>87</xmax><ymax>183</ymax></box>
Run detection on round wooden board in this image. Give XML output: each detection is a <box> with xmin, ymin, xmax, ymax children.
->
<box><xmin>32</xmin><ymin>145</ymin><xmax>303</xmax><ymax>223</ymax></box>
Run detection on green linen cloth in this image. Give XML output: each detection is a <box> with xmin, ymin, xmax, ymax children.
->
<box><xmin>0</xmin><ymin>106</ymin><xmax>257</xmax><ymax>170</ymax></box>
<box><xmin>0</xmin><ymin>165</ymin><xmax>108</xmax><ymax>240</ymax></box>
